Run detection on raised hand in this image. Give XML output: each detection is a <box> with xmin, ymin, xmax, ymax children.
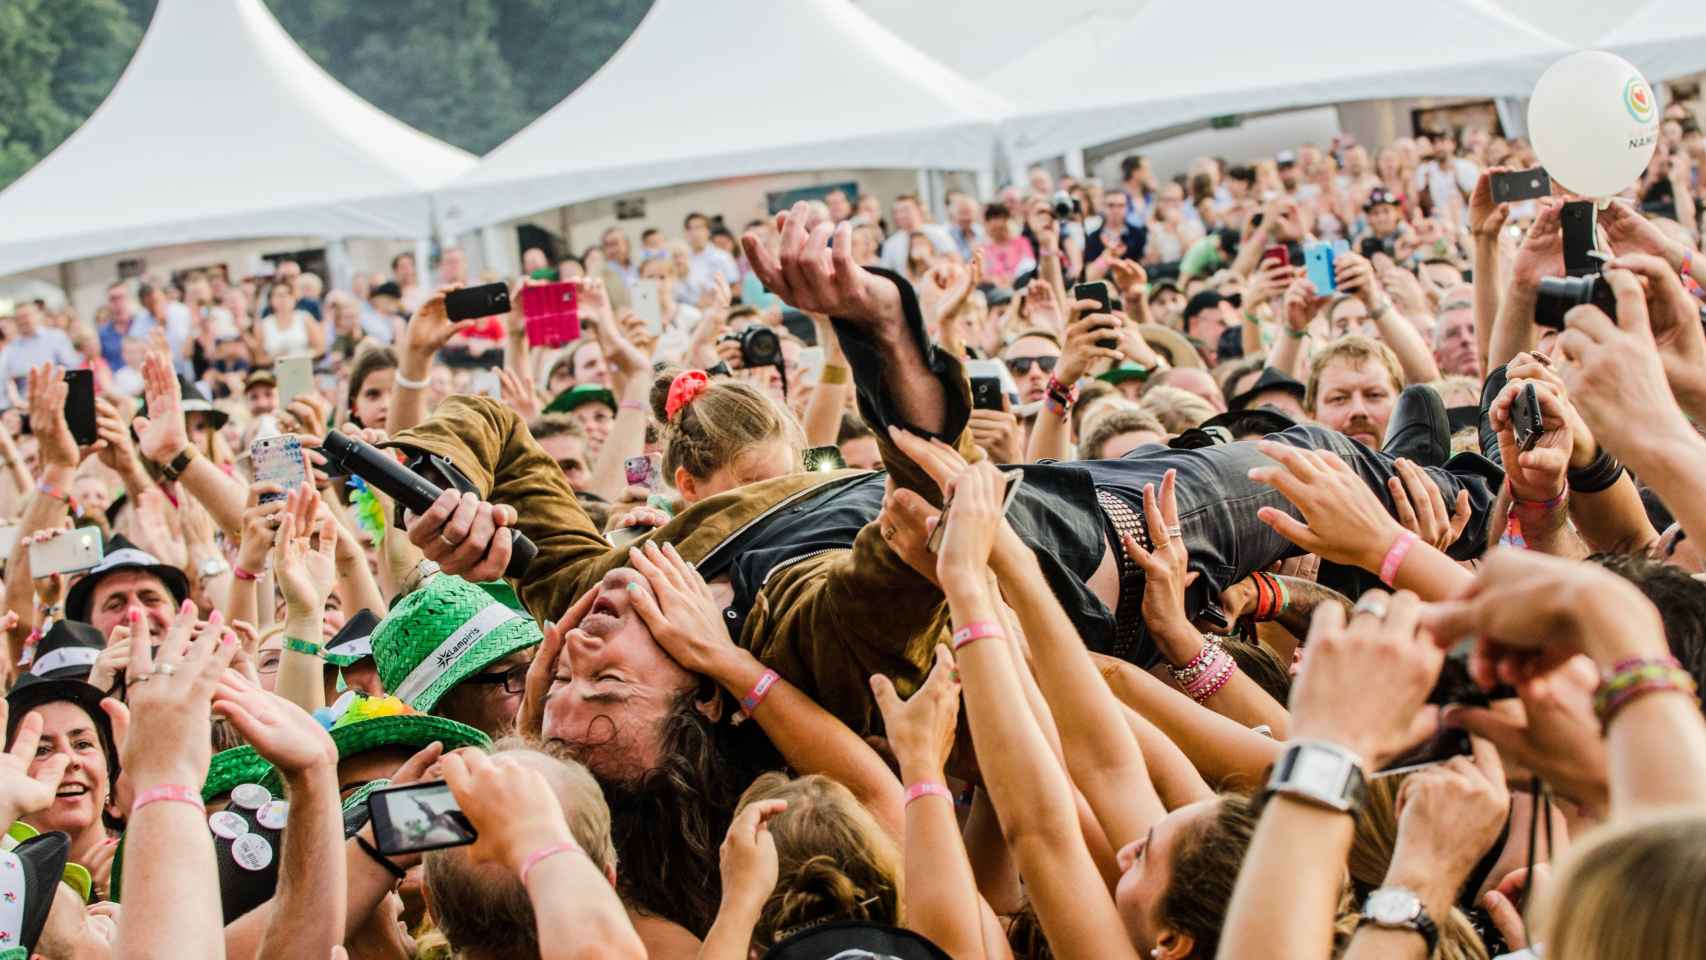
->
<box><xmin>626</xmin><ymin>540</ymin><xmax>738</xmax><ymax>676</ymax></box>
<box><xmin>27</xmin><ymin>365</ymin><xmax>83</xmax><ymax>470</ymax></box>
<box><xmin>271</xmin><ymin>485</ymin><xmax>337</xmax><ymax>619</ymax></box>
<box><xmin>934</xmin><ymin>461</ymin><xmax>1007</xmax><ymax>589</ymax></box>
<box><xmin>1488</xmin><ymin>379</ymin><xmax>1571</xmax><ymax>503</ymax></box>
<box><xmin>1281</xmin><ymin>275</ymin><xmax>1329</xmax><ymax>336</ymax></box>
<box><xmin>1605</xmin><ymin>253</ymin><xmax>1706</xmax><ymax>416</ymax></box>
<box><xmin>498</xmin><ymin>368</ymin><xmax>542</xmax><ymax>422</ymax></box>
<box><xmin>1389</xmin><ymin>736</ymin><xmax>1509</xmax><ymax>896</ymax></box>
<box><xmin>1467</xmin><ymin>167</ymin><xmax>1512</xmax><ymax>241</ymax></box>
<box><xmin>1055</xmin><ymin>311</ymin><xmax>1125</xmax><ymax>384</ymax></box>
<box><xmin>402</xmin><ymin>287</ymin><xmax>478</xmax><ymax>362</ymax></box>
<box><xmin>105</xmin><ymin>600</ymin><xmax>238</xmax><ymax>791</ymax></box>
<box><xmin>1444</xmin><ymin>655</ymin><xmax>1608</xmax><ymax>809</ymax></box>
<box><xmin>1119</xmin><ymin>471</ymin><xmax>1201</xmax><ymax>661</ymax></box>
<box><xmin>236</xmin><ymin>483</ymin><xmax>286</xmax><ymax>577</ymax></box>
<box><xmin>718</xmin><ymin>798</ymin><xmax>785</xmax><ymax>919</ymax></box>
<box><xmin>1249</xmin><ymin>441</ymin><xmax>1409</xmax><ymax>572</ymax></box>
<box><xmin>93</xmin><ymin>395</ymin><xmax>140</xmax><ymax>475</ymax></box>
<box><xmin>1289</xmin><ymin>590</ymin><xmax>1443</xmax><ymax>768</ymax></box>
<box><xmin>131</xmin><ymin>351</ymin><xmax>191</xmax><ymax>464</ymax></box>
<box><xmin>1387</xmin><ymin>458</ymin><xmax>1472</xmax><ymax>551</ymax></box>
<box><xmin>742</xmin><ymin>203</ymin><xmax>901</xmax><ymax>323</ymax></box>
<box><xmin>871</xmin><ymin>643</ymin><xmax>960</xmax><ymax>781</ymax></box>
<box><xmin>0</xmin><ymin>703</ymin><xmax>69</xmax><ymax>825</ymax></box>
<box><xmin>212</xmin><ymin>670</ymin><xmax>338</xmax><ymax>776</ymax></box>
<box><xmin>1510</xmin><ymin>199</ymin><xmax>1564</xmax><ymax>291</ymax></box>
<box><xmin>402</xmin><ymin>490</ymin><xmax>518</xmax><ymax>582</ymax></box>
<box><xmin>440</xmin><ymin>749</ymin><xmax>575</xmax><ymax>876</ymax></box>
<box><xmin>87</xmin><ymin>627</ymin><xmax>132</xmax><ymax>693</ymax></box>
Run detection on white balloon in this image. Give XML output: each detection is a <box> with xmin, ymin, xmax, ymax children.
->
<box><xmin>1528</xmin><ymin>51</ymin><xmax>1659</xmax><ymax>198</ymax></box>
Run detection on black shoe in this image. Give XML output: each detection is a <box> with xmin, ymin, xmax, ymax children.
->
<box><xmin>1382</xmin><ymin>384</ymin><xmax>1450</xmax><ymax>467</ymax></box>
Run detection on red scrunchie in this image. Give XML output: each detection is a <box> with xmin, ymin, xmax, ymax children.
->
<box><xmin>665</xmin><ymin>370</ymin><xmax>710</xmax><ymax>421</ymax></box>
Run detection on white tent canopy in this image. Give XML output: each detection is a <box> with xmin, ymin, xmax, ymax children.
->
<box><xmin>1598</xmin><ymin>0</ymin><xmax>1706</xmax><ymax>85</ymax></box>
<box><xmin>855</xmin><ymin>0</ymin><xmax>1151</xmax><ymax>84</ymax></box>
<box><xmin>0</xmin><ymin>0</ymin><xmax>474</xmax><ymax>280</ymax></box>
<box><xmin>437</xmin><ymin>0</ymin><xmax>1013</xmax><ymax>233</ymax></box>
<box><xmin>988</xmin><ymin>0</ymin><xmax>1574</xmax><ymax>168</ymax></box>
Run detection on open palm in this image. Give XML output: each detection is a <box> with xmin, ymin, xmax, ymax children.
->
<box><xmin>0</xmin><ymin>706</ymin><xmax>68</xmax><ymax>823</ymax></box>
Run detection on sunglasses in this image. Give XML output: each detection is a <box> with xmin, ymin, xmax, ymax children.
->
<box><xmin>1005</xmin><ymin>356</ymin><xmax>1059</xmax><ymax>376</ymax></box>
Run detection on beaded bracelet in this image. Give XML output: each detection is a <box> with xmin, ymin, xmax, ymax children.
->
<box><xmin>952</xmin><ymin>621</ymin><xmax>1002</xmax><ymax>652</ymax></box>
<box><xmin>1169</xmin><ymin>637</ymin><xmax>1223</xmax><ymax>686</ymax></box>
<box><xmin>519</xmin><ymin>840</ymin><xmax>584</xmax><ymax>887</ymax></box>
<box><xmin>1044</xmin><ymin>375</ymin><xmax>1079</xmax><ymax>410</ymax></box>
<box><xmin>1595</xmin><ymin>658</ymin><xmax>1698</xmax><ymax>729</ymax></box>
<box><xmin>739</xmin><ymin>669</ymin><xmax>781</xmax><ymax>719</ymax></box>
<box><xmin>132</xmin><ymin>784</ymin><xmax>204</xmax><ymax>816</ymax></box>
<box><xmin>904</xmin><ymin>781</ymin><xmax>953</xmax><ymax>807</ymax></box>
<box><xmin>1508</xmin><ymin>478</ymin><xmax>1566</xmax><ymax>511</ymax></box>
<box><xmin>1184</xmin><ymin>650</ymin><xmax>1238</xmax><ymax>702</ymax></box>
<box><xmin>284</xmin><ymin>637</ymin><xmax>322</xmax><ymax>658</ymax></box>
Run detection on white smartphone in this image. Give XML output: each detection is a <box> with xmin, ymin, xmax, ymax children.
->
<box><xmin>631</xmin><ymin>281</ymin><xmax>663</xmax><ymax>336</ymax></box>
<box><xmin>796</xmin><ymin>346</ymin><xmax>825</xmax><ymax>381</ymax></box>
<box><xmin>0</xmin><ymin>523</ymin><xmax>17</xmax><ymax>562</ymax></box>
<box><xmin>250</xmin><ymin>434</ymin><xmax>310</xmax><ymax>503</ymax></box>
<box><xmin>470</xmin><ymin>369</ymin><xmax>502</xmax><ymax>399</ymax></box>
<box><xmin>276</xmin><ymin>355</ymin><xmax>315</xmax><ymax>411</ymax></box>
<box><xmin>30</xmin><ymin>527</ymin><xmax>104</xmax><ymax>577</ymax></box>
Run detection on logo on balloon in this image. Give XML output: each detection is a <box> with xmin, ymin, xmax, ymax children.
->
<box><xmin>1625</xmin><ymin>76</ymin><xmax>1654</xmax><ymax>123</ymax></box>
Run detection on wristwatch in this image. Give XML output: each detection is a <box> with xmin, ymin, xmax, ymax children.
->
<box><xmin>198</xmin><ymin>557</ymin><xmax>230</xmax><ymax>579</ymax></box>
<box><xmin>1359</xmin><ymin>888</ymin><xmax>1438</xmax><ymax>954</ymax></box>
<box><xmin>160</xmin><ymin>445</ymin><xmax>200</xmax><ymax>482</ymax></box>
<box><xmin>1265</xmin><ymin>739</ymin><xmax>1366</xmax><ymax>813</ymax></box>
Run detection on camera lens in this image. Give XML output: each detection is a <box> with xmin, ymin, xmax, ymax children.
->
<box><xmin>741</xmin><ymin>327</ymin><xmax>782</xmax><ymax>368</ymax></box>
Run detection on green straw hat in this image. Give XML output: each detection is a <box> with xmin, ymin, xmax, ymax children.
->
<box><xmin>544</xmin><ymin>384</ymin><xmax>617</xmax><ymax>415</ymax></box>
<box><xmin>260</xmin><ymin>695</ymin><xmax>489</xmax><ymax>795</ymax></box>
<box><xmin>203</xmin><ymin>746</ymin><xmax>275</xmax><ymax>804</ymax></box>
<box><xmin>371</xmin><ymin>574</ymin><xmax>542</xmax><ymax>713</ymax></box>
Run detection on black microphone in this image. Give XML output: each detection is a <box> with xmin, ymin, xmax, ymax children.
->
<box><xmin>321</xmin><ymin>432</ymin><xmax>537</xmax><ymax>578</ymax></box>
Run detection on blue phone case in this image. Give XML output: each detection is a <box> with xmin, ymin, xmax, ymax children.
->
<box><xmin>1304</xmin><ymin>242</ymin><xmax>1336</xmax><ymax>294</ymax></box>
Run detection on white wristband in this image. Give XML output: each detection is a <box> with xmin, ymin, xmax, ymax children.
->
<box><xmin>393</xmin><ymin>369</ymin><xmax>430</xmax><ymax>391</ymax></box>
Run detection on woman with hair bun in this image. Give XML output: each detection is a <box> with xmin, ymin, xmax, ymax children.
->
<box><xmin>651</xmin><ymin>368</ymin><xmax>805</xmax><ymax>503</ymax></box>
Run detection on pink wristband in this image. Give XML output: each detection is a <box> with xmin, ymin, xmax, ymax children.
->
<box><xmin>739</xmin><ymin>669</ymin><xmax>781</xmax><ymax>718</ymax></box>
<box><xmin>1379</xmin><ymin>531</ymin><xmax>1419</xmax><ymax>587</ymax></box>
<box><xmin>519</xmin><ymin>840</ymin><xmax>583</xmax><ymax>887</ymax></box>
<box><xmin>233</xmin><ymin>566</ymin><xmax>260</xmax><ymax>582</ymax></box>
<box><xmin>905</xmin><ymin>781</ymin><xmax>953</xmax><ymax>806</ymax></box>
<box><xmin>951</xmin><ymin>621</ymin><xmax>1002</xmax><ymax>651</ymax></box>
<box><xmin>131</xmin><ymin>784</ymin><xmax>205</xmax><ymax>816</ymax></box>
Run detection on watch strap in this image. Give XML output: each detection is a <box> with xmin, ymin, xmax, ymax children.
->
<box><xmin>1265</xmin><ymin>739</ymin><xmax>1366</xmax><ymax>813</ymax></box>
<box><xmin>161</xmin><ymin>446</ymin><xmax>199</xmax><ymax>482</ymax></box>
<box><xmin>1356</xmin><ymin>894</ymin><xmax>1438</xmax><ymax>954</ymax></box>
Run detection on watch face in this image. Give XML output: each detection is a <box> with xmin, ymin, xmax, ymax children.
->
<box><xmin>1368</xmin><ymin>889</ymin><xmax>1419</xmax><ymax>925</ymax></box>
<box><xmin>1291</xmin><ymin>747</ymin><xmax>1349</xmax><ymax>794</ymax></box>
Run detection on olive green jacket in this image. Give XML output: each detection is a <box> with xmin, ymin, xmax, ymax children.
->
<box><xmin>390</xmin><ymin>396</ymin><xmax>952</xmax><ymax>733</ymax></box>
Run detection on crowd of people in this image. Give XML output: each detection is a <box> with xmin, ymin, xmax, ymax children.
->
<box><xmin>0</xmin><ymin>95</ymin><xmax>1703</xmax><ymax>960</ymax></box>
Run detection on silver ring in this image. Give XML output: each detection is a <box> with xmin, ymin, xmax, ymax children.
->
<box><xmin>439</xmin><ymin>533</ymin><xmax>460</xmax><ymax>547</ymax></box>
<box><xmin>153</xmin><ymin>663</ymin><xmax>178</xmax><ymax>677</ymax></box>
<box><xmin>1164</xmin><ymin>525</ymin><xmax>1183</xmax><ymax>539</ymax></box>
<box><xmin>1351</xmin><ymin>595</ymin><xmax>1389</xmax><ymax>620</ymax></box>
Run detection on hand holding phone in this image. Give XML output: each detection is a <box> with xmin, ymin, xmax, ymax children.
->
<box><xmin>367</xmin><ymin>781</ymin><xmax>477</xmax><ymax>856</ymax></box>
<box><xmin>1072</xmin><ymin>281</ymin><xmax>1120</xmax><ymax>349</ymax></box>
<box><xmin>1511</xmin><ymin>382</ymin><xmax>1542</xmax><ymax>452</ymax></box>
<box><xmin>444</xmin><ymin>282</ymin><xmax>511</xmax><ymax>323</ymax></box>
<box><xmin>30</xmin><ymin>527</ymin><xmax>104</xmax><ymax>577</ymax></box>
<box><xmin>1489</xmin><ymin>167</ymin><xmax>1552</xmax><ymax>204</ymax></box>
<box><xmin>521</xmin><ymin>282</ymin><xmax>581</xmax><ymax>348</ymax></box>
<box><xmin>250</xmin><ymin>435</ymin><xmax>310</xmax><ymax>504</ymax></box>
<box><xmin>926</xmin><ymin>469</ymin><xmax>1025</xmax><ymax>554</ymax></box>
<box><xmin>63</xmin><ymin>370</ymin><xmax>96</xmax><ymax>447</ymax></box>
<box><xmin>1303</xmin><ymin>242</ymin><xmax>1337</xmax><ymax>294</ymax></box>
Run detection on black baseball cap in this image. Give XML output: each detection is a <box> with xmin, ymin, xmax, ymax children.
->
<box><xmin>1364</xmin><ymin>187</ymin><xmax>1400</xmax><ymax>211</ymax></box>
<box><xmin>1183</xmin><ymin>291</ymin><xmax>1231</xmax><ymax>323</ymax></box>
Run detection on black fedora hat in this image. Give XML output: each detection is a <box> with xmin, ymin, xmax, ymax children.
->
<box><xmin>63</xmin><ymin>535</ymin><xmax>189</xmax><ymax>625</ymax></box>
<box><xmin>20</xmin><ymin>621</ymin><xmax>105</xmax><ymax>682</ymax></box>
<box><xmin>1228</xmin><ymin>367</ymin><xmax>1307</xmax><ymax>412</ymax></box>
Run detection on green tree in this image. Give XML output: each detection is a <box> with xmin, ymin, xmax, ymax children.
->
<box><xmin>0</xmin><ymin>0</ymin><xmax>140</xmax><ymax>188</ymax></box>
<box><xmin>494</xmin><ymin>0</ymin><xmax>654</xmax><ymax>119</ymax></box>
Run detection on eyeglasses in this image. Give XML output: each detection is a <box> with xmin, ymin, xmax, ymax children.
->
<box><xmin>1005</xmin><ymin>356</ymin><xmax>1059</xmax><ymax>376</ymax></box>
<box><xmin>462</xmin><ymin>663</ymin><xmax>530</xmax><ymax>696</ymax></box>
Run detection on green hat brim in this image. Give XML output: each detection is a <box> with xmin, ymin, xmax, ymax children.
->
<box><xmin>1096</xmin><ymin>364</ymin><xmax>1150</xmax><ymax>385</ymax></box>
<box><xmin>203</xmin><ymin>746</ymin><xmax>275</xmax><ymax>803</ymax></box>
<box><xmin>323</xmin><ymin>649</ymin><xmax>369</xmax><ymax>668</ymax></box>
<box><xmin>259</xmin><ymin>715</ymin><xmax>488</xmax><ymax>795</ymax></box>
<box><xmin>543</xmin><ymin>386</ymin><xmax>617</xmax><ymax>415</ymax></box>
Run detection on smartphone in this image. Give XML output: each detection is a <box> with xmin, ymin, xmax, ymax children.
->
<box><xmin>275</xmin><ymin>355</ymin><xmax>314</xmax><ymax>412</ymax></box>
<box><xmin>631</xmin><ymin>281</ymin><xmax>664</xmax><ymax>336</ymax></box>
<box><xmin>250</xmin><ymin>434</ymin><xmax>309</xmax><ymax>504</ymax></box>
<box><xmin>1490</xmin><ymin>167</ymin><xmax>1552</xmax><ymax>204</ymax></box>
<box><xmin>624</xmin><ymin>453</ymin><xmax>662</xmax><ymax>492</ymax></box>
<box><xmin>470</xmin><ymin>369</ymin><xmax>502</xmax><ymax>399</ymax></box>
<box><xmin>1358</xmin><ymin>236</ymin><xmax>1387</xmax><ymax>260</ymax></box>
<box><xmin>63</xmin><ymin>370</ymin><xmax>96</xmax><ymax>447</ymax></box>
<box><xmin>803</xmin><ymin>445</ymin><xmax>846</xmax><ymax>472</ymax></box>
<box><xmin>520</xmin><ymin>282</ymin><xmax>580</xmax><ymax>348</ymax></box>
<box><xmin>1427</xmin><ymin>639</ymin><xmax>1516</xmax><ymax>707</ymax></box>
<box><xmin>29</xmin><ymin>527</ymin><xmax>103</xmax><ymax>577</ymax></box>
<box><xmin>1559</xmin><ymin>200</ymin><xmax>1598</xmax><ymax>277</ymax></box>
<box><xmin>444</xmin><ymin>282</ymin><xmax>511</xmax><ymax>323</ymax></box>
<box><xmin>1073</xmin><ymin>281</ymin><xmax>1121</xmax><ymax>350</ymax></box>
<box><xmin>1261</xmin><ymin>244</ymin><xmax>1290</xmax><ymax>269</ymax></box>
<box><xmin>1303</xmin><ymin>241</ymin><xmax>1337</xmax><ymax>294</ymax></box>
<box><xmin>1511</xmin><ymin>382</ymin><xmax>1542</xmax><ymax>452</ymax></box>
<box><xmin>964</xmin><ymin>359</ymin><xmax>1015</xmax><ymax>412</ymax></box>
<box><xmin>366</xmin><ymin>781</ymin><xmax>477</xmax><ymax>857</ymax></box>
<box><xmin>927</xmin><ymin>469</ymin><xmax>1025</xmax><ymax>554</ymax></box>
<box><xmin>0</xmin><ymin>523</ymin><xmax>18</xmax><ymax>562</ymax></box>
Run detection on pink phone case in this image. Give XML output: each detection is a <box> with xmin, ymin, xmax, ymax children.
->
<box><xmin>522</xmin><ymin>282</ymin><xmax>581</xmax><ymax>348</ymax></box>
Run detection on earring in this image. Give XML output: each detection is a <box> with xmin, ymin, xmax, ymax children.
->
<box><xmin>1151</xmin><ymin>950</ymin><xmax>1162</xmax><ymax>959</ymax></box>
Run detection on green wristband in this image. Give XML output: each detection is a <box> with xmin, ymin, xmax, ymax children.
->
<box><xmin>1285</xmin><ymin>327</ymin><xmax>1309</xmax><ymax>340</ymax></box>
<box><xmin>284</xmin><ymin>637</ymin><xmax>323</xmax><ymax>658</ymax></box>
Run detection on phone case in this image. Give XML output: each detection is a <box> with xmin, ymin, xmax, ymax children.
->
<box><xmin>1303</xmin><ymin>243</ymin><xmax>1337</xmax><ymax>294</ymax></box>
<box><xmin>63</xmin><ymin>370</ymin><xmax>97</xmax><ymax>447</ymax></box>
<box><xmin>631</xmin><ymin>284</ymin><xmax>663</xmax><ymax>335</ymax></box>
<box><xmin>444</xmin><ymin>282</ymin><xmax>511</xmax><ymax>323</ymax></box>
<box><xmin>368</xmin><ymin>781</ymin><xmax>476</xmax><ymax>856</ymax></box>
<box><xmin>624</xmin><ymin>455</ymin><xmax>660</xmax><ymax>491</ymax></box>
<box><xmin>276</xmin><ymin>356</ymin><xmax>314</xmax><ymax>410</ymax></box>
<box><xmin>1491</xmin><ymin>168</ymin><xmax>1550</xmax><ymax>203</ymax></box>
<box><xmin>521</xmin><ymin>282</ymin><xmax>580</xmax><ymax>348</ymax></box>
<box><xmin>29</xmin><ymin>528</ymin><xmax>104</xmax><ymax>576</ymax></box>
<box><xmin>251</xmin><ymin>435</ymin><xmax>309</xmax><ymax>503</ymax></box>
